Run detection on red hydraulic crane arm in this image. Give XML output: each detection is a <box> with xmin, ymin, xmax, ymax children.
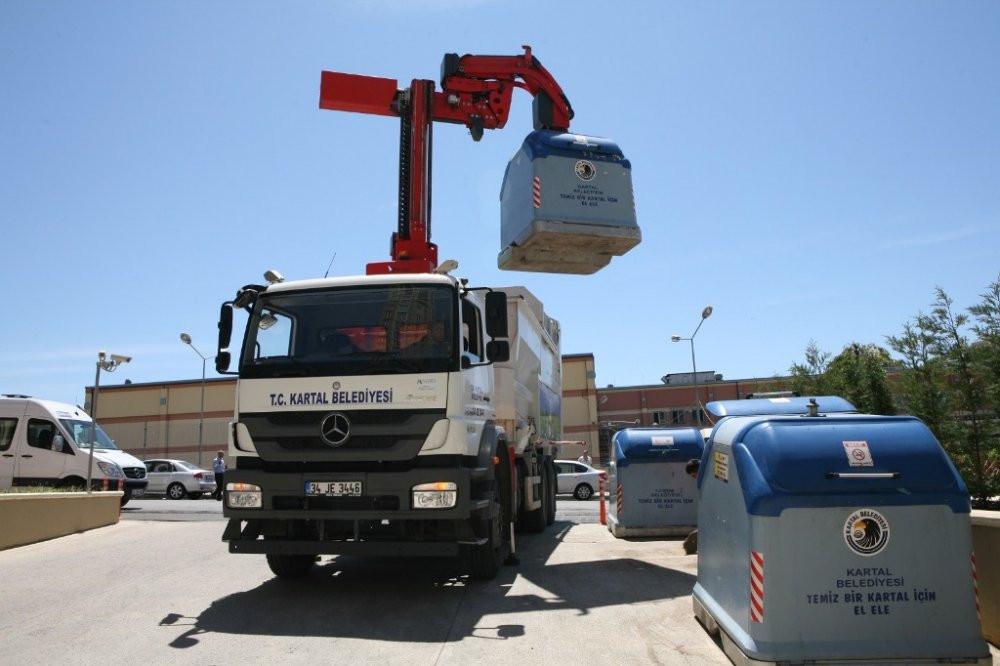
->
<box><xmin>318</xmin><ymin>46</ymin><xmax>572</xmax><ymax>274</ymax></box>
<box><xmin>434</xmin><ymin>46</ymin><xmax>574</xmax><ymax>136</ymax></box>
<box><xmin>319</xmin><ymin>46</ymin><xmax>573</xmax><ymax>135</ymax></box>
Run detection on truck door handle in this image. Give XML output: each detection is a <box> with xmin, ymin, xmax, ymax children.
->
<box><xmin>20</xmin><ymin>454</ymin><xmax>33</xmax><ymax>458</ymax></box>
<box><xmin>826</xmin><ymin>471</ymin><xmax>899</xmax><ymax>479</ymax></box>
<box><xmin>1</xmin><ymin>453</ymin><xmax>14</xmax><ymax>458</ymax></box>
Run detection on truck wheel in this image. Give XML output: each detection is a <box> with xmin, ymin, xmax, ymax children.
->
<box><xmin>167</xmin><ymin>482</ymin><xmax>187</xmax><ymax>500</ymax></box>
<box><xmin>120</xmin><ymin>488</ymin><xmax>132</xmax><ymax>507</ymax></box>
<box><xmin>521</xmin><ymin>470</ymin><xmax>548</xmax><ymax>533</ymax></box>
<box><xmin>574</xmin><ymin>483</ymin><xmax>593</xmax><ymax>501</ymax></box>
<box><xmin>469</xmin><ymin>493</ymin><xmax>501</xmax><ymax>580</ymax></box>
<box><xmin>266</xmin><ymin>553</ymin><xmax>315</xmax><ymax>578</ymax></box>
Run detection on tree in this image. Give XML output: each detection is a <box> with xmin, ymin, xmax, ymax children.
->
<box><xmin>824</xmin><ymin>343</ymin><xmax>896</xmax><ymax>415</ymax></box>
<box><xmin>888</xmin><ymin>281</ymin><xmax>1000</xmax><ymax>507</ymax></box>
<box><xmin>968</xmin><ymin>276</ymin><xmax>1000</xmax><ymax>409</ymax></box>
<box><xmin>886</xmin><ymin>317</ymin><xmax>953</xmax><ymax>443</ymax></box>
<box><xmin>966</xmin><ymin>276</ymin><xmax>1000</xmax><ymax>504</ymax></box>
<box><xmin>925</xmin><ymin>287</ymin><xmax>993</xmax><ymax>505</ymax></box>
<box><xmin>789</xmin><ymin>341</ymin><xmax>895</xmax><ymax>414</ymax></box>
<box><xmin>788</xmin><ymin>340</ymin><xmax>831</xmax><ymax>396</ymax></box>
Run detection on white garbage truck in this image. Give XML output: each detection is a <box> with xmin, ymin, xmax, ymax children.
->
<box><xmin>216</xmin><ymin>47</ymin><xmax>638</xmax><ymax>579</ymax></box>
<box><xmin>216</xmin><ymin>275</ymin><xmax>560</xmax><ymax>579</ymax></box>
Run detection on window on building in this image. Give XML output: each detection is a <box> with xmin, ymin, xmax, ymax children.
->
<box><xmin>650</xmin><ymin>410</ymin><xmax>666</xmax><ymax>425</ymax></box>
<box><xmin>671</xmin><ymin>410</ymin><xmax>685</xmax><ymax>424</ymax></box>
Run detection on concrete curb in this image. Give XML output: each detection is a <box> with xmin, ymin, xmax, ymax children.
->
<box><xmin>0</xmin><ymin>492</ymin><xmax>122</xmax><ymax>550</ymax></box>
<box><xmin>972</xmin><ymin>510</ymin><xmax>1000</xmax><ymax>647</ymax></box>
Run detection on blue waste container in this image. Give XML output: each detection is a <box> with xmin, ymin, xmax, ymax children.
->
<box><xmin>606</xmin><ymin>427</ymin><xmax>704</xmax><ymax>538</ymax></box>
<box><xmin>693</xmin><ymin>398</ymin><xmax>990</xmax><ymax>665</ymax></box>
<box><xmin>498</xmin><ymin>129</ymin><xmax>641</xmax><ymax>274</ymax></box>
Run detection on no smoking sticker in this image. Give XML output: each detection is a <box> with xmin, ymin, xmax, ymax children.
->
<box><xmin>843</xmin><ymin>440</ymin><xmax>873</xmax><ymax>467</ymax></box>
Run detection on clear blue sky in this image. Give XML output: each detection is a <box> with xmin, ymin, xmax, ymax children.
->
<box><xmin>2</xmin><ymin>1</ymin><xmax>998</xmax><ymax>406</ymax></box>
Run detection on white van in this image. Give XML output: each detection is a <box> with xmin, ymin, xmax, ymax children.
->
<box><xmin>0</xmin><ymin>395</ymin><xmax>148</xmax><ymax>505</ymax></box>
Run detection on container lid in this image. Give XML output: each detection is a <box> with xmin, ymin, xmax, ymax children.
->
<box><xmin>613</xmin><ymin>427</ymin><xmax>704</xmax><ymax>465</ymax></box>
<box><xmin>706</xmin><ymin>395</ymin><xmax>856</xmax><ymax>417</ymax></box>
<box><xmin>709</xmin><ymin>414</ymin><xmax>969</xmax><ymax>515</ymax></box>
<box><xmin>520</xmin><ymin>129</ymin><xmax>630</xmax><ymax>163</ymax></box>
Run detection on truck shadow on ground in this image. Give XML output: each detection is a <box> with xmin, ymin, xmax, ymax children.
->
<box><xmin>161</xmin><ymin>521</ymin><xmax>696</xmax><ymax>648</ymax></box>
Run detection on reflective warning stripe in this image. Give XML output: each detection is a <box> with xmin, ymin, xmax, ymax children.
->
<box><xmin>972</xmin><ymin>553</ymin><xmax>980</xmax><ymax>620</ymax></box>
<box><xmin>616</xmin><ymin>483</ymin><xmax>623</xmax><ymax>516</ymax></box>
<box><xmin>750</xmin><ymin>551</ymin><xmax>764</xmax><ymax>623</ymax></box>
<box><xmin>532</xmin><ymin>176</ymin><xmax>541</xmax><ymax>208</ymax></box>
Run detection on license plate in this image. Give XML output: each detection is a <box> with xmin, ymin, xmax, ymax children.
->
<box><xmin>305</xmin><ymin>480</ymin><xmax>362</xmax><ymax>496</ymax></box>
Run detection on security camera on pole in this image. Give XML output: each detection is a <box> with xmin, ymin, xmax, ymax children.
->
<box><xmin>87</xmin><ymin>350</ymin><xmax>131</xmax><ymax>492</ymax></box>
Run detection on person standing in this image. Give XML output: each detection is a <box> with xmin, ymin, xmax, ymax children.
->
<box><xmin>212</xmin><ymin>450</ymin><xmax>226</xmax><ymax>501</ymax></box>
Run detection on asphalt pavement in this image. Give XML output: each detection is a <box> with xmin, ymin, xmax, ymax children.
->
<box><xmin>6</xmin><ymin>496</ymin><xmax>998</xmax><ymax>665</ymax></box>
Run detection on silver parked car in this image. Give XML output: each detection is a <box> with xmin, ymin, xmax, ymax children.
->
<box><xmin>555</xmin><ymin>459</ymin><xmax>604</xmax><ymax>500</ymax></box>
<box><xmin>143</xmin><ymin>458</ymin><xmax>216</xmax><ymax>500</ymax></box>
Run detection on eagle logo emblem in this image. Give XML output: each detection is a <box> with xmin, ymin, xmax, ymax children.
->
<box><xmin>574</xmin><ymin>160</ymin><xmax>596</xmax><ymax>181</ymax></box>
<box><xmin>843</xmin><ymin>509</ymin><xmax>890</xmax><ymax>556</ymax></box>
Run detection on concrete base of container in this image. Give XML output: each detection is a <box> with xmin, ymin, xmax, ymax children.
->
<box><xmin>693</xmin><ymin>593</ymin><xmax>993</xmax><ymax>666</ymax></box>
<box><xmin>498</xmin><ymin>219</ymin><xmax>641</xmax><ymax>274</ymax></box>
<box><xmin>606</xmin><ymin>517</ymin><xmax>694</xmax><ymax>539</ymax></box>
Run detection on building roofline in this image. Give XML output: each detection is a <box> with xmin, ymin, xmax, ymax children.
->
<box><xmin>86</xmin><ymin>376</ymin><xmax>236</xmax><ymax>392</ymax></box>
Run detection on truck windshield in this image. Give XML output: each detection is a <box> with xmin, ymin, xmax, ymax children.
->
<box><xmin>241</xmin><ymin>284</ymin><xmax>458</xmax><ymax>378</ymax></box>
<box><xmin>61</xmin><ymin>420</ymin><xmax>120</xmax><ymax>450</ymax></box>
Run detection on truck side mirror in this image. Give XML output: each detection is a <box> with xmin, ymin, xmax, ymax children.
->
<box><xmin>486</xmin><ymin>340</ymin><xmax>510</xmax><ymax>363</ymax></box>
<box><xmin>215</xmin><ymin>351</ymin><xmax>231</xmax><ymax>374</ymax></box>
<box><xmin>217</xmin><ymin>304</ymin><xmax>233</xmax><ymax>373</ymax></box>
<box><xmin>485</xmin><ymin>291</ymin><xmax>508</xmax><ymax>338</ymax></box>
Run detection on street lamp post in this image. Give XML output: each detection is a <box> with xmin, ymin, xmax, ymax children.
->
<box><xmin>671</xmin><ymin>306</ymin><xmax>713</xmax><ymax>426</ymax></box>
<box><xmin>180</xmin><ymin>333</ymin><xmax>211</xmax><ymax>467</ymax></box>
<box><xmin>87</xmin><ymin>351</ymin><xmax>131</xmax><ymax>492</ymax></box>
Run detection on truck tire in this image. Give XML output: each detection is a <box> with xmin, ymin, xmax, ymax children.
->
<box><xmin>266</xmin><ymin>553</ymin><xmax>315</xmax><ymax>578</ymax></box>
<box><xmin>469</xmin><ymin>492</ymin><xmax>502</xmax><ymax>580</ymax></box>
<box><xmin>521</xmin><ymin>470</ymin><xmax>548</xmax><ymax>533</ymax></box>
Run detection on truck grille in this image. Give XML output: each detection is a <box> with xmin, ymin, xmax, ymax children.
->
<box><xmin>241</xmin><ymin>409</ymin><xmax>445</xmax><ymax>461</ymax></box>
<box><xmin>122</xmin><ymin>466</ymin><xmax>146</xmax><ymax>479</ymax></box>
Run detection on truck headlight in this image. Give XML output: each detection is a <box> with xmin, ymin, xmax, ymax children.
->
<box><xmin>96</xmin><ymin>461</ymin><xmax>124</xmax><ymax>478</ymax></box>
<box><xmin>411</xmin><ymin>481</ymin><xmax>457</xmax><ymax>509</ymax></box>
<box><xmin>227</xmin><ymin>482</ymin><xmax>262</xmax><ymax>509</ymax></box>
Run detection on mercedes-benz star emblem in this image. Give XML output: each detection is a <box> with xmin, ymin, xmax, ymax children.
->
<box><xmin>320</xmin><ymin>412</ymin><xmax>351</xmax><ymax>447</ymax></box>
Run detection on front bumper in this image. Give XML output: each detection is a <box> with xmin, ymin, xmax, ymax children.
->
<box><xmin>222</xmin><ymin>466</ymin><xmax>489</xmax><ymax>522</ymax></box>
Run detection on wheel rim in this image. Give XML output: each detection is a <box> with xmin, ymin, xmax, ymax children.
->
<box><xmin>168</xmin><ymin>484</ymin><xmax>185</xmax><ymax>500</ymax></box>
<box><xmin>577</xmin><ymin>485</ymin><xmax>592</xmax><ymax>500</ymax></box>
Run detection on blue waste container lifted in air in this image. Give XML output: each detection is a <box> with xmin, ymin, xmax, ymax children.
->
<box><xmin>693</xmin><ymin>396</ymin><xmax>990</xmax><ymax>665</ymax></box>
<box><xmin>498</xmin><ymin>130</ymin><xmax>641</xmax><ymax>275</ymax></box>
<box><xmin>606</xmin><ymin>427</ymin><xmax>704</xmax><ymax>538</ymax></box>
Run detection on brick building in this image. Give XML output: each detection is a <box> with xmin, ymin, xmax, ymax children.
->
<box><xmin>86</xmin><ymin>356</ymin><xmax>791</xmax><ymax>469</ymax></box>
